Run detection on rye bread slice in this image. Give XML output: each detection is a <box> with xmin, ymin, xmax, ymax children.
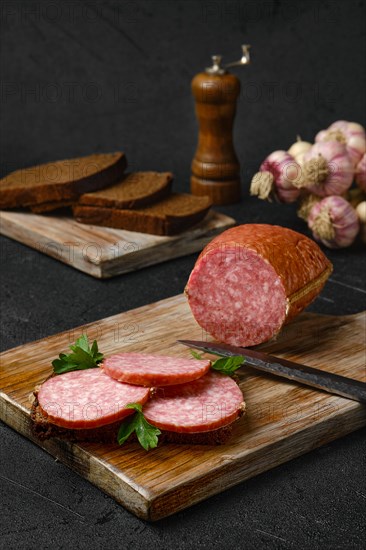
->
<box><xmin>73</xmin><ymin>193</ymin><xmax>212</xmax><ymax>236</ymax></box>
<box><xmin>0</xmin><ymin>152</ymin><xmax>126</xmax><ymax>209</ymax></box>
<box><xmin>29</xmin><ymin>171</ymin><xmax>172</xmax><ymax>213</ymax></box>
<box><xmin>30</xmin><ymin>398</ymin><xmax>234</xmax><ymax>445</ymax></box>
<box><xmin>79</xmin><ymin>171</ymin><xmax>173</xmax><ymax>209</ymax></box>
<box><xmin>30</xmin><ymin>201</ymin><xmax>74</xmax><ymax>214</ymax></box>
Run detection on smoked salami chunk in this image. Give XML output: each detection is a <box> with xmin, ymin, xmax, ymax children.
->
<box><xmin>37</xmin><ymin>369</ymin><xmax>150</xmax><ymax>429</ymax></box>
<box><xmin>143</xmin><ymin>371</ymin><xmax>244</xmax><ymax>433</ymax></box>
<box><xmin>186</xmin><ymin>224</ymin><xmax>332</xmax><ymax>347</ymax></box>
<box><xmin>103</xmin><ymin>353</ymin><xmax>211</xmax><ymax>386</ymax></box>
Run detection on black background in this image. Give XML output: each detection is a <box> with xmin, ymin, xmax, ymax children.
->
<box><xmin>1</xmin><ymin>1</ymin><xmax>365</xmax><ymax>548</ymax></box>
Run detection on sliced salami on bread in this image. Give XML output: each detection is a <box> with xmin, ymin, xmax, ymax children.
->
<box><xmin>0</xmin><ymin>152</ymin><xmax>126</xmax><ymax>209</ymax></box>
<box><xmin>30</xmin><ymin>360</ymin><xmax>245</xmax><ymax>447</ymax></box>
<box><xmin>103</xmin><ymin>352</ymin><xmax>211</xmax><ymax>386</ymax></box>
<box><xmin>73</xmin><ymin>193</ymin><xmax>212</xmax><ymax>235</ymax></box>
<box><xmin>36</xmin><ymin>369</ymin><xmax>150</xmax><ymax>430</ymax></box>
<box><xmin>142</xmin><ymin>372</ymin><xmax>244</xmax><ymax>434</ymax></box>
<box><xmin>31</xmin><ymin>398</ymin><xmax>237</xmax><ymax>445</ymax></box>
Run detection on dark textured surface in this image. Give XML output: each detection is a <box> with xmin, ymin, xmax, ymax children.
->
<box><xmin>1</xmin><ymin>1</ymin><xmax>365</xmax><ymax>548</ymax></box>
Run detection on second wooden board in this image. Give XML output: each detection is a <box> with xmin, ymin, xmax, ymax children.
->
<box><xmin>1</xmin><ymin>295</ymin><xmax>365</xmax><ymax>521</ymax></box>
<box><xmin>0</xmin><ymin>210</ymin><xmax>235</xmax><ymax>278</ymax></box>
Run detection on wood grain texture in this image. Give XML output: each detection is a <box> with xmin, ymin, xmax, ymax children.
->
<box><xmin>1</xmin><ymin>294</ymin><xmax>365</xmax><ymax>521</ymax></box>
<box><xmin>0</xmin><ymin>210</ymin><xmax>235</xmax><ymax>278</ymax></box>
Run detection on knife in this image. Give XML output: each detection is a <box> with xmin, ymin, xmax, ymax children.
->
<box><xmin>177</xmin><ymin>339</ymin><xmax>366</xmax><ymax>404</ymax></box>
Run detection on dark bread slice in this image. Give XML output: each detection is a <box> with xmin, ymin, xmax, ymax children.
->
<box><xmin>30</xmin><ymin>201</ymin><xmax>74</xmax><ymax>213</ymax></box>
<box><xmin>31</xmin><ymin>397</ymin><xmax>234</xmax><ymax>445</ymax></box>
<box><xmin>79</xmin><ymin>171</ymin><xmax>173</xmax><ymax>209</ymax></box>
<box><xmin>29</xmin><ymin>171</ymin><xmax>172</xmax><ymax>213</ymax></box>
<box><xmin>0</xmin><ymin>152</ymin><xmax>126</xmax><ymax>209</ymax></box>
<box><xmin>73</xmin><ymin>193</ymin><xmax>213</xmax><ymax>236</ymax></box>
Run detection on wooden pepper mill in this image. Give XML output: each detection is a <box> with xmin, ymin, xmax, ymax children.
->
<box><xmin>191</xmin><ymin>45</ymin><xmax>251</xmax><ymax>204</ymax></box>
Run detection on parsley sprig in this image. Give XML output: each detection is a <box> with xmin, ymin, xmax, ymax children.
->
<box><xmin>190</xmin><ymin>349</ymin><xmax>245</xmax><ymax>375</ymax></box>
<box><xmin>210</xmin><ymin>355</ymin><xmax>245</xmax><ymax>375</ymax></box>
<box><xmin>117</xmin><ymin>403</ymin><xmax>161</xmax><ymax>451</ymax></box>
<box><xmin>52</xmin><ymin>334</ymin><xmax>104</xmax><ymax>374</ymax></box>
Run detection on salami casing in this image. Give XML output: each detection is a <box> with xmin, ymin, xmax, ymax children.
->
<box><xmin>186</xmin><ymin>224</ymin><xmax>332</xmax><ymax>347</ymax></box>
<box><xmin>37</xmin><ymin>369</ymin><xmax>150</xmax><ymax>429</ymax></box>
<box><xmin>103</xmin><ymin>353</ymin><xmax>211</xmax><ymax>386</ymax></box>
<box><xmin>143</xmin><ymin>371</ymin><xmax>244</xmax><ymax>433</ymax></box>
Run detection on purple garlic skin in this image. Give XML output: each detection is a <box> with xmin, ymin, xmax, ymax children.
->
<box><xmin>253</xmin><ymin>150</ymin><xmax>301</xmax><ymax>203</ymax></box>
<box><xmin>308</xmin><ymin>195</ymin><xmax>360</xmax><ymax>249</ymax></box>
<box><xmin>355</xmin><ymin>153</ymin><xmax>366</xmax><ymax>192</ymax></box>
<box><xmin>315</xmin><ymin>120</ymin><xmax>366</xmax><ymax>167</ymax></box>
<box><xmin>302</xmin><ymin>141</ymin><xmax>354</xmax><ymax>197</ymax></box>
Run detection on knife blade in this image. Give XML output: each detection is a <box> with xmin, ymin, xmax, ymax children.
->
<box><xmin>177</xmin><ymin>339</ymin><xmax>366</xmax><ymax>404</ymax></box>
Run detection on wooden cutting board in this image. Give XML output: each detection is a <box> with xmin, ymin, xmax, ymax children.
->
<box><xmin>0</xmin><ymin>210</ymin><xmax>234</xmax><ymax>278</ymax></box>
<box><xmin>1</xmin><ymin>295</ymin><xmax>365</xmax><ymax>521</ymax></box>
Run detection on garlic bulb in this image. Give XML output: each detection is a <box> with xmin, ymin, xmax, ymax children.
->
<box><xmin>300</xmin><ymin>141</ymin><xmax>354</xmax><ymax>197</ymax></box>
<box><xmin>250</xmin><ymin>150</ymin><xmax>301</xmax><ymax>203</ymax></box>
<box><xmin>315</xmin><ymin>120</ymin><xmax>366</xmax><ymax>166</ymax></box>
<box><xmin>355</xmin><ymin>153</ymin><xmax>366</xmax><ymax>192</ymax></box>
<box><xmin>356</xmin><ymin>201</ymin><xmax>366</xmax><ymax>224</ymax></box>
<box><xmin>288</xmin><ymin>136</ymin><xmax>312</xmax><ymax>165</ymax></box>
<box><xmin>356</xmin><ymin>201</ymin><xmax>366</xmax><ymax>244</ymax></box>
<box><xmin>308</xmin><ymin>195</ymin><xmax>360</xmax><ymax>248</ymax></box>
<box><xmin>297</xmin><ymin>192</ymin><xmax>321</xmax><ymax>221</ymax></box>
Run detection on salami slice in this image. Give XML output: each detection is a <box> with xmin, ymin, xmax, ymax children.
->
<box><xmin>143</xmin><ymin>371</ymin><xmax>244</xmax><ymax>433</ymax></box>
<box><xmin>37</xmin><ymin>369</ymin><xmax>150</xmax><ymax>429</ymax></box>
<box><xmin>103</xmin><ymin>353</ymin><xmax>211</xmax><ymax>386</ymax></box>
<box><xmin>186</xmin><ymin>224</ymin><xmax>332</xmax><ymax>347</ymax></box>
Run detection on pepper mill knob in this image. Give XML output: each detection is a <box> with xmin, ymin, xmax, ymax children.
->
<box><xmin>191</xmin><ymin>45</ymin><xmax>251</xmax><ymax>205</ymax></box>
<box><xmin>206</xmin><ymin>55</ymin><xmax>225</xmax><ymax>75</ymax></box>
<box><xmin>225</xmin><ymin>44</ymin><xmax>251</xmax><ymax>69</ymax></box>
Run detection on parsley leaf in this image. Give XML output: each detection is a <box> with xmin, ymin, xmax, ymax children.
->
<box><xmin>52</xmin><ymin>334</ymin><xmax>104</xmax><ymax>374</ymax></box>
<box><xmin>211</xmin><ymin>355</ymin><xmax>245</xmax><ymax>375</ymax></box>
<box><xmin>71</xmin><ymin>334</ymin><xmax>89</xmax><ymax>352</ymax></box>
<box><xmin>117</xmin><ymin>403</ymin><xmax>161</xmax><ymax>451</ymax></box>
<box><xmin>190</xmin><ymin>349</ymin><xmax>203</xmax><ymax>360</ymax></box>
<box><xmin>188</xmin><ymin>348</ymin><xmax>245</xmax><ymax>376</ymax></box>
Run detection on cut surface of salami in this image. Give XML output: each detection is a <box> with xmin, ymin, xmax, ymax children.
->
<box><xmin>186</xmin><ymin>224</ymin><xmax>332</xmax><ymax>347</ymax></box>
<box><xmin>37</xmin><ymin>369</ymin><xmax>150</xmax><ymax>429</ymax></box>
<box><xmin>103</xmin><ymin>353</ymin><xmax>211</xmax><ymax>386</ymax></box>
<box><xmin>143</xmin><ymin>371</ymin><xmax>244</xmax><ymax>433</ymax></box>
